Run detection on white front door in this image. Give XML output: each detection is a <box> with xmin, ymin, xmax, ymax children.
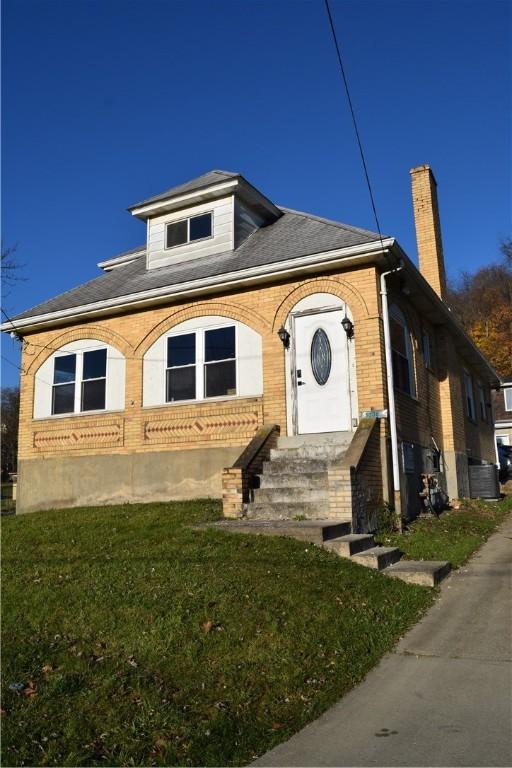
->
<box><xmin>293</xmin><ymin>309</ymin><xmax>352</xmax><ymax>434</ymax></box>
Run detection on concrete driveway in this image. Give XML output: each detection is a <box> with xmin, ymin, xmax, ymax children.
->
<box><xmin>255</xmin><ymin>514</ymin><xmax>512</xmax><ymax>767</ymax></box>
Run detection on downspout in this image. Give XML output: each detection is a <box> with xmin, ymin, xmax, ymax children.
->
<box><xmin>380</xmin><ymin>264</ymin><xmax>404</xmax><ymax>528</ymax></box>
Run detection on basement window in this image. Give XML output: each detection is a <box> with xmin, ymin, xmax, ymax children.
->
<box><xmin>165</xmin><ymin>212</ymin><xmax>213</xmax><ymax>249</ymax></box>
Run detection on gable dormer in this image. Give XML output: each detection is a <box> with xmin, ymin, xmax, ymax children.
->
<box><xmin>128</xmin><ymin>170</ymin><xmax>281</xmax><ymax>271</ymax></box>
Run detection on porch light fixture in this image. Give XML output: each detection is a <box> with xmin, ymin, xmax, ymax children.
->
<box><xmin>277</xmin><ymin>326</ymin><xmax>290</xmax><ymax>349</ymax></box>
<box><xmin>341</xmin><ymin>315</ymin><xmax>354</xmax><ymax>339</ymax></box>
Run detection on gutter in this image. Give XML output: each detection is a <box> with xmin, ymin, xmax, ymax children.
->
<box><xmin>380</xmin><ymin>263</ymin><xmax>404</xmax><ymax>525</ymax></box>
<box><xmin>1</xmin><ymin>238</ymin><xmax>395</xmax><ymax>334</ymax></box>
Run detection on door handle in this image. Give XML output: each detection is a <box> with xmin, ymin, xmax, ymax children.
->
<box><xmin>297</xmin><ymin>381</ymin><xmax>306</xmax><ymax>386</ymax></box>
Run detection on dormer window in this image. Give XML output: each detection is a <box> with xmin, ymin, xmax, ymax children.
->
<box><xmin>165</xmin><ymin>212</ymin><xmax>213</xmax><ymax>249</ymax></box>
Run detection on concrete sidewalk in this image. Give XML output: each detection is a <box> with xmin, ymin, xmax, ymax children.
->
<box><xmin>255</xmin><ymin>514</ymin><xmax>512</xmax><ymax>767</ymax></box>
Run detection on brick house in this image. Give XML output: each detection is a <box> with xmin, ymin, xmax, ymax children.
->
<box><xmin>4</xmin><ymin>165</ymin><xmax>498</xmax><ymax>527</ymax></box>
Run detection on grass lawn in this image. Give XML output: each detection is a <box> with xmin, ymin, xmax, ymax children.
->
<box><xmin>376</xmin><ymin>496</ymin><xmax>512</xmax><ymax>568</ymax></box>
<box><xmin>2</xmin><ymin>500</ymin><xmax>434</xmax><ymax>767</ymax></box>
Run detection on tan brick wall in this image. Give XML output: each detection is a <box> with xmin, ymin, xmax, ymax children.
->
<box><xmin>17</xmin><ymin>261</ymin><xmax>495</xmax><ymax>511</ymax></box>
<box><xmin>391</xmin><ymin>296</ymin><xmax>495</xmax><ymax>472</ymax></box>
<box><xmin>18</xmin><ymin>267</ymin><xmax>384</xmax><ymax>464</ymax></box>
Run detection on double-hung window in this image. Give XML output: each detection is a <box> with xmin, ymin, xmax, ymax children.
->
<box><xmin>463</xmin><ymin>370</ymin><xmax>476</xmax><ymax>421</ymax></box>
<box><xmin>165</xmin><ymin>212</ymin><xmax>213</xmax><ymax>249</ymax></box>
<box><xmin>51</xmin><ymin>348</ymin><xmax>107</xmax><ymax>415</ymax></box>
<box><xmin>165</xmin><ymin>324</ymin><xmax>237</xmax><ymax>403</ymax></box>
<box><xmin>389</xmin><ymin>306</ymin><xmax>416</xmax><ymax>397</ymax></box>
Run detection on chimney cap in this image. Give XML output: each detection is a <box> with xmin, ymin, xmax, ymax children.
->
<box><xmin>410</xmin><ymin>164</ymin><xmax>438</xmax><ymax>185</ymax></box>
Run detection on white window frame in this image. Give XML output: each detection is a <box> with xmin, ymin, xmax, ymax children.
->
<box><xmin>463</xmin><ymin>369</ymin><xmax>476</xmax><ymax>421</ymax></box>
<box><xmin>164</xmin><ymin>322</ymin><xmax>238</xmax><ymax>404</ymax></box>
<box><xmin>504</xmin><ymin>388</ymin><xmax>512</xmax><ymax>412</ymax></box>
<box><xmin>51</xmin><ymin>348</ymin><xmax>109</xmax><ymax>416</ymax></box>
<box><xmin>389</xmin><ymin>305</ymin><xmax>416</xmax><ymax>398</ymax></box>
<box><xmin>165</xmin><ymin>211</ymin><xmax>214</xmax><ymax>251</ymax></box>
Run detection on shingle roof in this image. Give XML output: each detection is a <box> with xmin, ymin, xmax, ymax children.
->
<box><xmin>128</xmin><ymin>170</ymin><xmax>240</xmax><ymax>210</ymax></box>
<box><xmin>11</xmin><ymin>208</ymin><xmax>383</xmax><ymax>322</ymax></box>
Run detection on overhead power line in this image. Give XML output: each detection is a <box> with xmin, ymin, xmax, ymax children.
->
<box><xmin>323</xmin><ymin>0</ymin><xmax>385</xmax><ymax>244</ymax></box>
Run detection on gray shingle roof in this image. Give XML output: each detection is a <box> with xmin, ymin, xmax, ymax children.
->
<box><xmin>128</xmin><ymin>170</ymin><xmax>240</xmax><ymax>210</ymax></box>
<box><xmin>12</xmin><ymin>208</ymin><xmax>383</xmax><ymax>322</ymax></box>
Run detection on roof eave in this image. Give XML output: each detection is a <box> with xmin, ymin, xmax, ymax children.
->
<box><xmin>128</xmin><ymin>177</ymin><xmax>281</xmax><ymax>222</ymax></box>
<box><xmin>1</xmin><ymin>238</ymin><xmax>394</xmax><ymax>335</ymax></box>
<box><xmin>393</xmin><ymin>243</ymin><xmax>500</xmax><ymax>386</ymax></box>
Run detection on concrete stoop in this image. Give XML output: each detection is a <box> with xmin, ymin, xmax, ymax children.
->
<box><xmin>204</xmin><ymin>519</ymin><xmax>450</xmax><ymax>587</ymax></box>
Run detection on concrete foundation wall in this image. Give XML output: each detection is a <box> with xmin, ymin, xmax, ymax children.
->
<box><xmin>17</xmin><ymin>446</ymin><xmax>241</xmax><ymax>514</ymax></box>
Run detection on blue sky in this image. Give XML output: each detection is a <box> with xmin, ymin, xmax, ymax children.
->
<box><xmin>2</xmin><ymin>0</ymin><xmax>510</xmax><ymax>386</ymax></box>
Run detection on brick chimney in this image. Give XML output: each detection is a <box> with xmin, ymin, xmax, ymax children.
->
<box><xmin>410</xmin><ymin>165</ymin><xmax>447</xmax><ymax>301</ymax></box>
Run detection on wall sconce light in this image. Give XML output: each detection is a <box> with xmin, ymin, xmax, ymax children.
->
<box><xmin>341</xmin><ymin>316</ymin><xmax>354</xmax><ymax>339</ymax></box>
<box><xmin>277</xmin><ymin>326</ymin><xmax>290</xmax><ymax>349</ymax></box>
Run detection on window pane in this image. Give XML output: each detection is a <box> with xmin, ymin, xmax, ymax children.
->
<box><xmin>205</xmin><ymin>360</ymin><xmax>236</xmax><ymax>398</ymax></box>
<box><xmin>52</xmin><ymin>383</ymin><xmax>75</xmax><ymax>414</ymax></box>
<box><xmin>167</xmin><ymin>334</ymin><xmax>196</xmax><ymax>367</ymax></box>
<box><xmin>505</xmin><ymin>388</ymin><xmax>512</xmax><ymax>411</ymax></box>
<box><xmin>392</xmin><ymin>351</ymin><xmax>411</xmax><ymax>395</ymax></box>
<box><xmin>166</xmin><ymin>367</ymin><xmax>196</xmax><ymax>402</ymax></box>
<box><xmin>166</xmin><ymin>220</ymin><xmax>188</xmax><ymax>248</ymax></box>
<box><xmin>83</xmin><ymin>349</ymin><xmax>107</xmax><ymax>380</ymax></box>
<box><xmin>205</xmin><ymin>326</ymin><xmax>235</xmax><ymax>362</ymax></box>
<box><xmin>54</xmin><ymin>354</ymin><xmax>76</xmax><ymax>384</ymax></box>
<box><xmin>81</xmin><ymin>379</ymin><xmax>106</xmax><ymax>411</ymax></box>
<box><xmin>190</xmin><ymin>213</ymin><xmax>212</xmax><ymax>241</ymax></box>
<box><xmin>390</xmin><ymin>318</ymin><xmax>407</xmax><ymax>356</ymax></box>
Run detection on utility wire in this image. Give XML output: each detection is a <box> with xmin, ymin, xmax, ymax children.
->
<box><xmin>323</xmin><ymin>0</ymin><xmax>385</xmax><ymax>246</ymax></box>
<box><xmin>1</xmin><ymin>354</ymin><xmax>23</xmax><ymax>373</ymax></box>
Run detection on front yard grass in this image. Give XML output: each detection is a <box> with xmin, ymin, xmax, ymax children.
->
<box><xmin>2</xmin><ymin>500</ymin><xmax>433</xmax><ymax>767</ymax></box>
<box><xmin>376</xmin><ymin>496</ymin><xmax>512</xmax><ymax>568</ymax></box>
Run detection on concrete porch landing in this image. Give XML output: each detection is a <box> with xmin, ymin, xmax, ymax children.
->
<box><xmin>199</xmin><ymin>519</ymin><xmax>351</xmax><ymax>545</ymax></box>
<box><xmin>200</xmin><ymin>519</ymin><xmax>450</xmax><ymax>587</ymax></box>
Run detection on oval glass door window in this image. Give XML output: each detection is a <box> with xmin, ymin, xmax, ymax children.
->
<box><xmin>311</xmin><ymin>328</ymin><xmax>332</xmax><ymax>385</ymax></box>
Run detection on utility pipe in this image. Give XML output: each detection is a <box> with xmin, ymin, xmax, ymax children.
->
<box><xmin>380</xmin><ymin>264</ymin><xmax>404</xmax><ymax>526</ymax></box>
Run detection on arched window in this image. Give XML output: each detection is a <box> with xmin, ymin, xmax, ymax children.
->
<box><xmin>143</xmin><ymin>316</ymin><xmax>263</xmax><ymax>407</ymax></box>
<box><xmin>389</xmin><ymin>305</ymin><xmax>416</xmax><ymax>397</ymax></box>
<box><xmin>34</xmin><ymin>340</ymin><xmax>126</xmax><ymax>418</ymax></box>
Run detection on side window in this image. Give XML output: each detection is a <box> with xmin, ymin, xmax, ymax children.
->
<box><xmin>505</xmin><ymin>388</ymin><xmax>512</xmax><ymax>412</ymax></box>
<box><xmin>422</xmin><ymin>329</ymin><xmax>432</xmax><ymax>370</ymax></box>
<box><xmin>478</xmin><ymin>384</ymin><xmax>487</xmax><ymax>422</ymax></box>
<box><xmin>389</xmin><ymin>306</ymin><xmax>416</xmax><ymax>397</ymax></box>
<box><xmin>463</xmin><ymin>370</ymin><xmax>476</xmax><ymax>421</ymax></box>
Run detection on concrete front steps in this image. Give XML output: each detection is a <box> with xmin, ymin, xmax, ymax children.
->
<box><xmin>206</xmin><ymin>519</ymin><xmax>450</xmax><ymax>587</ymax></box>
<box><xmin>245</xmin><ymin>432</ymin><xmax>351</xmax><ymax>521</ymax></box>
<box><xmin>323</xmin><ymin>528</ymin><xmax>450</xmax><ymax>586</ymax></box>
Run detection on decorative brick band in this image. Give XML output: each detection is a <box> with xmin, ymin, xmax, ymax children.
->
<box><xmin>144</xmin><ymin>406</ymin><xmax>262</xmax><ymax>445</ymax></box>
<box><xmin>33</xmin><ymin>419</ymin><xmax>124</xmax><ymax>452</ymax></box>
